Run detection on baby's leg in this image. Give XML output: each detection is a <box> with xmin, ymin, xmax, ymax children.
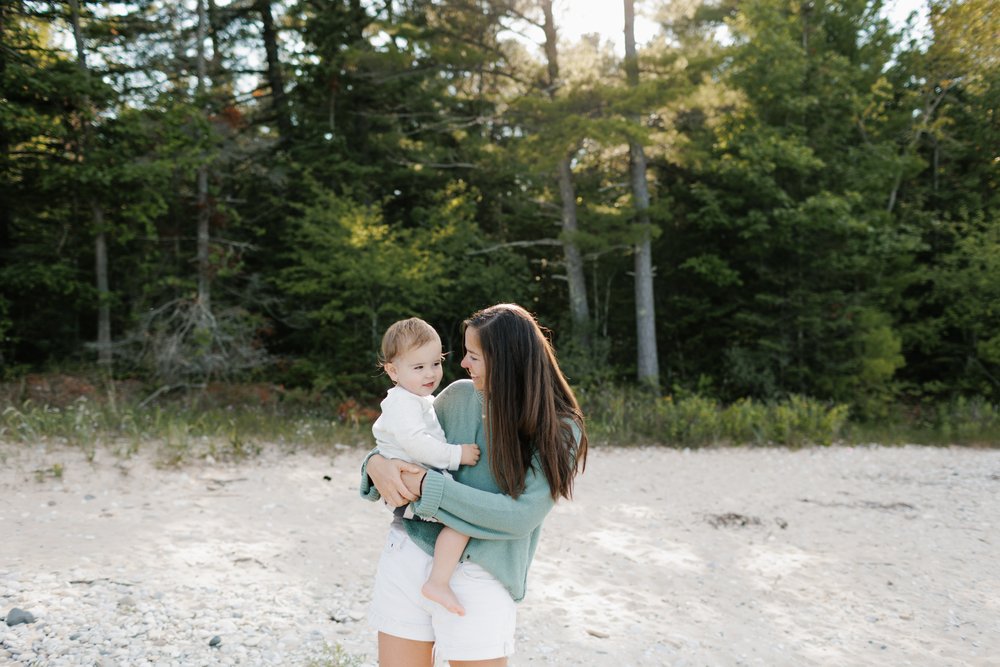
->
<box><xmin>422</xmin><ymin>526</ymin><xmax>470</xmax><ymax>615</ymax></box>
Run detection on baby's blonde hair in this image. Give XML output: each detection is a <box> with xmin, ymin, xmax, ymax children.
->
<box><xmin>379</xmin><ymin>317</ymin><xmax>441</xmax><ymax>367</ymax></box>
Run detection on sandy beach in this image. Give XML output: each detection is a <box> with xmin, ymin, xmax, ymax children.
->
<box><xmin>2</xmin><ymin>442</ymin><xmax>998</xmax><ymax>666</ymax></box>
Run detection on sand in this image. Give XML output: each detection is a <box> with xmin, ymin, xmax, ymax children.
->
<box><xmin>2</xmin><ymin>442</ymin><xmax>998</xmax><ymax>666</ymax></box>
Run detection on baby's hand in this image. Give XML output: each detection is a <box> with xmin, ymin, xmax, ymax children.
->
<box><xmin>460</xmin><ymin>444</ymin><xmax>480</xmax><ymax>466</ymax></box>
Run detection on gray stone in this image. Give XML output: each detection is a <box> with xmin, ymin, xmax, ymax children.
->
<box><xmin>5</xmin><ymin>608</ymin><xmax>36</xmax><ymax>626</ymax></box>
<box><xmin>209</xmin><ymin>635</ymin><xmax>222</xmax><ymax>647</ymax></box>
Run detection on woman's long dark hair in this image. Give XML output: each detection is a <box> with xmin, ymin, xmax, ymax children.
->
<box><xmin>464</xmin><ymin>303</ymin><xmax>588</xmax><ymax>500</ymax></box>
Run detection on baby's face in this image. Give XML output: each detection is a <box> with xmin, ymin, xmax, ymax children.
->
<box><xmin>386</xmin><ymin>340</ymin><xmax>444</xmax><ymax>397</ymax></box>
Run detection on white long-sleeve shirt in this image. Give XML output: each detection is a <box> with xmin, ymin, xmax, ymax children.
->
<box><xmin>371</xmin><ymin>386</ymin><xmax>463</xmax><ymax>471</ymax></box>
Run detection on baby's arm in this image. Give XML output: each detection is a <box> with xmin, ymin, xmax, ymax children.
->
<box><xmin>460</xmin><ymin>443</ymin><xmax>480</xmax><ymax>466</ymax></box>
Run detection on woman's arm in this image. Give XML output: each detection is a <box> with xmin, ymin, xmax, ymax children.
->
<box><xmin>360</xmin><ymin>451</ymin><xmax>426</xmax><ymax>507</ymax></box>
<box><xmin>422</xmin><ymin>380</ymin><xmax>560</xmax><ymax>539</ymax></box>
<box><xmin>412</xmin><ymin>460</ymin><xmax>555</xmax><ymax>540</ymax></box>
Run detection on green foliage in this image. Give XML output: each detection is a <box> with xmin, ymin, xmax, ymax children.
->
<box><xmin>655</xmin><ymin>0</ymin><xmax>921</xmax><ymax>415</ymax></box>
<box><xmin>280</xmin><ymin>185</ymin><xmax>449</xmax><ymax>336</ymax></box>
<box><xmin>908</xmin><ymin>212</ymin><xmax>1000</xmax><ymax>398</ymax></box>
<box><xmin>888</xmin><ymin>0</ymin><xmax>1000</xmax><ymax>401</ymax></box>
<box><xmin>1</xmin><ymin>0</ymin><xmax>998</xmax><ymax>427</ymax></box>
<box><xmin>579</xmin><ymin>385</ymin><xmax>849</xmax><ymax>447</ymax></box>
<box><xmin>851</xmin><ymin>309</ymin><xmax>905</xmax><ymax>413</ymax></box>
<box><xmin>847</xmin><ymin>395</ymin><xmax>1000</xmax><ymax>445</ymax></box>
<box><xmin>0</xmin><ymin>9</ymin><xmax>94</xmax><ymax>363</ymax></box>
<box><xmin>277</xmin><ymin>179</ymin><xmax>531</xmax><ymax>391</ymax></box>
<box><xmin>0</xmin><ymin>392</ymin><xmax>373</xmax><ymax>464</ymax></box>
<box><xmin>10</xmin><ymin>377</ymin><xmax>997</xmax><ymax>451</ymax></box>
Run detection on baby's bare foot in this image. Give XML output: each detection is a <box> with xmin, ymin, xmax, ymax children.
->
<box><xmin>422</xmin><ymin>581</ymin><xmax>465</xmax><ymax>616</ymax></box>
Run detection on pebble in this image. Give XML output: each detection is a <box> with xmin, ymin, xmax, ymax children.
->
<box><xmin>4</xmin><ymin>608</ymin><xmax>36</xmax><ymax>626</ymax></box>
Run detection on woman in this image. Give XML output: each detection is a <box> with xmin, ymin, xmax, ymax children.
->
<box><xmin>360</xmin><ymin>303</ymin><xmax>588</xmax><ymax>666</ymax></box>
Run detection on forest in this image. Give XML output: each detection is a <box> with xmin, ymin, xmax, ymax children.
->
<box><xmin>1</xmin><ymin>0</ymin><xmax>998</xmax><ymax>443</ymax></box>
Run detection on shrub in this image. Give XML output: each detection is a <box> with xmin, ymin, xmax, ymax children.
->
<box><xmin>578</xmin><ymin>385</ymin><xmax>848</xmax><ymax>447</ymax></box>
<box><xmin>848</xmin><ymin>395</ymin><xmax>1000</xmax><ymax>445</ymax></box>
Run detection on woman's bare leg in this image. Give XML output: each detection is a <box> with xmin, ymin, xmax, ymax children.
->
<box><xmin>378</xmin><ymin>632</ymin><xmax>434</xmax><ymax>667</ymax></box>
<box><xmin>450</xmin><ymin>658</ymin><xmax>507</xmax><ymax>667</ymax></box>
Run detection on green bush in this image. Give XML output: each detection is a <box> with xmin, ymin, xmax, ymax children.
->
<box><xmin>578</xmin><ymin>385</ymin><xmax>849</xmax><ymax>447</ymax></box>
<box><xmin>847</xmin><ymin>395</ymin><xmax>1000</xmax><ymax>445</ymax></box>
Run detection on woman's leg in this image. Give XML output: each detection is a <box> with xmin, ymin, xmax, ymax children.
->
<box><xmin>371</xmin><ymin>527</ymin><xmax>436</xmax><ymax>666</ymax></box>
<box><xmin>378</xmin><ymin>632</ymin><xmax>434</xmax><ymax>667</ymax></box>
<box><xmin>450</xmin><ymin>659</ymin><xmax>507</xmax><ymax>667</ymax></box>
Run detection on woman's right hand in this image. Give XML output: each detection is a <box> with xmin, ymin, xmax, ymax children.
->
<box><xmin>367</xmin><ymin>454</ymin><xmax>426</xmax><ymax>507</ymax></box>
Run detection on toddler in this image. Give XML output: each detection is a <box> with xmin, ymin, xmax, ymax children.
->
<box><xmin>372</xmin><ymin>317</ymin><xmax>480</xmax><ymax>615</ymax></box>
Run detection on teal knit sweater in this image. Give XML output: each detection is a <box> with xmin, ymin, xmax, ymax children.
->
<box><xmin>360</xmin><ymin>379</ymin><xmax>576</xmax><ymax>602</ymax></box>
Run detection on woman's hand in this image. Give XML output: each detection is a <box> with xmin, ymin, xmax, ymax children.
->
<box><xmin>401</xmin><ymin>467</ymin><xmax>427</xmax><ymax>499</ymax></box>
<box><xmin>368</xmin><ymin>454</ymin><xmax>426</xmax><ymax>507</ymax></box>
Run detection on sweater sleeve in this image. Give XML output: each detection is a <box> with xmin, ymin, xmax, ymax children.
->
<box><xmin>412</xmin><ymin>457</ymin><xmax>555</xmax><ymax>540</ymax></box>
<box><xmin>358</xmin><ymin>448</ymin><xmax>381</xmax><ymax>502</ymax></box>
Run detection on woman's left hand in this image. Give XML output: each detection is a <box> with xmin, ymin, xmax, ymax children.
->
<box><xmin>368</xmin><ymin>455</ymin><xmax>425</xmax><ymax>507</ymax></box>
<box><xmin>400</xmin><ymin>467</ymin><xmax>427</xmax><ymax>500</ymax></box>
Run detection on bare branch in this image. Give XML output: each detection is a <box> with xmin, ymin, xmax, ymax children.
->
<box><xmin>466</xmin><ymin>239</ymin><xmax>563</xmax><ymax>255</ymax></box>
<box><xmin>392</xmin><ymin>159</ymin><xmax>479</xmax><ymax>170</ymax></box>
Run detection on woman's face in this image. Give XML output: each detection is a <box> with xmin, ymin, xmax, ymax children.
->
<box><xmin>461</xmin><ymin>327</ymin><xmax>487</xmax><ymax>392</ymax></box>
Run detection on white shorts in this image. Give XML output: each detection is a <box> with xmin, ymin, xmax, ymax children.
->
<box><xmin>368</xmin><ymin>524</ymin><xmax>517</xmax><ymax>662</ymax></box>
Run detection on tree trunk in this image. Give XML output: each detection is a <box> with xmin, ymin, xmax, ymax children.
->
<box><xmin>94</xmin><ymin>206</ymin><xmax>111</xmax><ymax>366</ymax></box>
<box><xmin>542</xmin><ymin>0</ymin><xmax>590</xmax><ymax>347</ymax></box>
<box><xmin>69</xmin><ymin>0</ymin><xmax>112</xmax><ymax>366</ymax></box>
<box><xmin>257</xmin><ymin>0</ymin><xmax>292</xmax><ymax>145</ymax></box>
<box><xmin>207</xmin><ymin>0</ymin><xmax>224</xmax><ymax>81</ymax></box>
<box><xmin>0</xmin><ymin>3</ymin><xmax>11</xmax><ymax>261</ymax></box>
<box><xmin>624</xmin><ymin>0</ymin><xmax>659</xmax><ymax>388</ymax></box>
<box><xmin>0</xmin><ymin>4</ymin><xmax>10</xmax><ymax>366</ymax></box>
<box><xmin>196</xmin><ymin>0</ymin><xmax>211</xmax><ymax>310</ymax></box>
<box><xmin>558</xmin><ymin>155</ymin><xmax>590</xmax><ymax>343</ymax></box>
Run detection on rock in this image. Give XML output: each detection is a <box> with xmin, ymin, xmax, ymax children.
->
<box><xmin>209</xmin><ymin>635</ymin><xmax>222</xmax><ymax>647</ymax></box>
<box><xmin>5</xmin><ymin>608</ymin><xmax>36</xmax><ymax>626</ymax></box>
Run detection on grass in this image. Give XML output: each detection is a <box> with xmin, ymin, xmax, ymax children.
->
<box><xmin>0</xmin><ymin>395</ymin><xmax>374</xmax><ymax>466</ymax></box>
<box><xmin>578</xmin><ymin>386</ymin><xmax>1000</xmax><ymax>447</ymax></box>
<box><xmin>2</xmin><ymin>381</ymin><xmax>997</xmax><ymax>466</ymax></box>
<box><xmin>578</xmin><ymin>387</ymin><xmax>851</xmax><ymax>447</ymax></box>
<box><xmin>843</xmin><ymin>395</ymin><xmax>1000</xmax><ymax>446</ymax></box>
<box><xmin>304</xmin><ymin>643</ymin><xmax>365</xmax><ymax>667</ymax></box>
